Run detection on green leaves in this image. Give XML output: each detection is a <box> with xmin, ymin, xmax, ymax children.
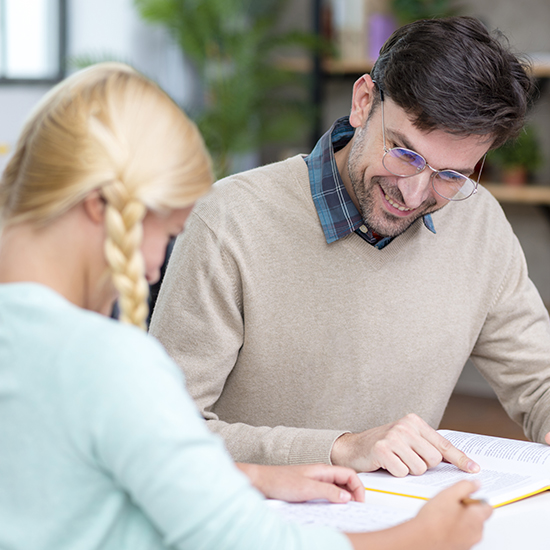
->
<box><xmin>134</xmin><ymin>0</ymin><xmax>317</xmax><ymax>178</ymax></box>
<box><xmin>488</xmin><ymin>124</ymin><xmax>543</xmax><ymax>171</ymax></box>
<box><xmin>391</xmin><ymin>0</ymin><xmax>455</xmax><ymax>25</ymax></box>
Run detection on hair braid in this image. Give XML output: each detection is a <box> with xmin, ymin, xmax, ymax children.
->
<box><xmin>1</xmin><ymin>63</ymin><xmax>212</xmax><ymax>324</ymax></box>
<box><xmin>102</xmin><ymin>180</ymin><xmax>149</xmax><ymax>330</ymax></box>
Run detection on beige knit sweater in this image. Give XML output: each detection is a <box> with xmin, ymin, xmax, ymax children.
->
<box><xmin>150</xmin><ymin>155</ymin><xmax>550</xmax><ymax>465</ymax></box>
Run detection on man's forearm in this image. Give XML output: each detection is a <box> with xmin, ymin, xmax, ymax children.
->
<box><xmin>205</xmin><ymin>417</ymin><xmax>346</xmax><ymax>465</ymax></box>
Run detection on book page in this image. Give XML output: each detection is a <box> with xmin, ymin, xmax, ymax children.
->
<box><xmin>266</xmin><ymin>499</ymin><xmax>416</xmax><ymax>533</ymax></box>
<box><xmin>438</xmin><ymin>430</ymin><xmax>550</xmax><ymax>466</ymax></box>
<box><xmin>359</xmin><ymin>462</ymin><xmax>544</xmax><ymax>504</ymax></box>
<box><xmin>358</xmin><ymin>431</ymin><xmax>550</xmax><ymax>507</ymax></box>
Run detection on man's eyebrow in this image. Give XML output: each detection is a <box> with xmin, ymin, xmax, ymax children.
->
<box><xmin>387</xmin><ymin>129</ymin><xmax>474</xmax><ymax>176</ymax></box>
<box><xmin>387</xmin><ymin>129</ymin><xmax>417</xmax><ymax>153</ymax></box>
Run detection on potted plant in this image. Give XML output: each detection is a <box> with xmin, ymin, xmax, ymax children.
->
<box><xmin>134</xmin><ymin>0</ymin><xmax>319</xmax><ymax>178</ymax></box>
<box><xmin>488</xmin><ymin>124</ymin><xmax>543</xmax><ymax>185</ymax></box>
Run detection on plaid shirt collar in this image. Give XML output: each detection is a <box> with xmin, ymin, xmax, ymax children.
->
<box><xmin>304</xmin><ymin>117</ymin><xmax>436</xmax><ymax>247</ymax></box>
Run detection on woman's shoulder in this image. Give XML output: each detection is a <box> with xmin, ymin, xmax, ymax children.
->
<box><xmin>63</xmin><ymin>302</ymin><xmax>181</xmax><ymax>387</ymax></box>
<box><xmin>0</xmin><ymin>282</ymin><xmax>182</xmax><ymax>388</ymax></box>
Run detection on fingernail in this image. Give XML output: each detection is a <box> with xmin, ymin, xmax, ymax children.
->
<box><xmin>468</xmin><ymin>461</ymin><xmax>480</xmax><ymax>473</ymax></box>
<box><xmin>339</xmin><ymin>491</ymin><xmax>351</xmax><ymax>502</ymax></box>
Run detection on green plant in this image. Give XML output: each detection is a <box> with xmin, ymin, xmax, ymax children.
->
<box><xmin>134</xmin><ymin>0</ymin><xmax>320</xmax><ymax>178</ymax></box>
<box><xmin>488</xmin><ymin>124</ymin><xmax>544</xmax><ymax>172</ymax></box>
<box><xmin>391</xmin><ymin>0</ymin><xmax>455</xmax><ymax>26</ymax></box>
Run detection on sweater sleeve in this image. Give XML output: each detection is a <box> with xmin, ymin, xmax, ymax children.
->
<box><xmin>149</xmin><ymin>211</ymin><xmax>348</xmax><ymax>466</ymax></box>
<box><xmin>471</xmin><ymin>233</ymin><xmax>550</xmax><ymax>444</ymax></box>
<box><xmin>67</xmin><ymin>328</ymin><xmax>351</xmax><ymax>550</ymax></box>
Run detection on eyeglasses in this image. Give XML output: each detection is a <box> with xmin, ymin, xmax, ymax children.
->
<box><xmin>378</xmin><ymin>87</ymin><xmax>485</xmax><ymax>201</ymax></box>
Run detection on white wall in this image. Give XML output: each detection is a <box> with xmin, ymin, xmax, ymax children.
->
<box><xmin>0</xmin><ymin>0</ymin><xmax>196</xmax><ymax>173</ymax></box>
<box><xmin>67</xmin><ymin>0</ymin><xmax>197</xmax><ymax>106</ymax></box>
<box><xmin>0</xmin><ymin>86</ymin><xmax>51</xmax><ymax>173</ymax></box>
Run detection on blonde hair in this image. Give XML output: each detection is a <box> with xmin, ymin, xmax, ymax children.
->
<box><xmin>0</xmin><ymin>62</ymin><xmax>212</xmax><ymax>329</ymax></box>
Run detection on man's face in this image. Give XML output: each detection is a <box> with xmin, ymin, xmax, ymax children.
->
<box><xmin>345</xmin><ymin>97</ymin><xmax>489</xmax><ymax>238</ymax></box>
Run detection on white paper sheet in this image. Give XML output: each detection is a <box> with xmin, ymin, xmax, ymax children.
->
<box><xmin>266</xmin><ymin>499</ymin><xmax>417</xmax><ymax>533</ymax></box>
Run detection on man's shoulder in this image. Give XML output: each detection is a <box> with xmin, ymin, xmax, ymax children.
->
<box><xmin>218</xmin><ymin>154</ymin><xmax>307</xmax><ymax>185</ymax></box>
<box><xmin>195</xmin><ymin>155</ymin><xmax>309</xmax><ymax>213</ymax></box>
<box><xmin>427</xmin><ymin>184</ymin><xmax>525</xmax><ymax>280</ymax></box>
<box><xmin>434</xmin><ymin>184</ymin><xmax>514</xmax><ymax>243</ymax></box>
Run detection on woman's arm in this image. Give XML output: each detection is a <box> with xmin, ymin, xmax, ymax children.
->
<box><xmin>236</xmin><ymin>463</ymin><xmax>365</xmax><ymax>503</ymax></box>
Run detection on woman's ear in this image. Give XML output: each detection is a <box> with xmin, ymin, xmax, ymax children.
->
<box><xmin>82</xmin><ymin>190</ymin><xmax>106</xmax><ymax>225</ymax></box>
<box><xmin>349</xmin><ymin>74</ymin><xmax>377</xmax><ymax>129</ymax></box>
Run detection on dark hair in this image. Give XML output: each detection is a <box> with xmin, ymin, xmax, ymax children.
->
<box><xmin>370</xmin><ymin>16</ymin><xmax>534</xmax><ymax>148</ymax></box>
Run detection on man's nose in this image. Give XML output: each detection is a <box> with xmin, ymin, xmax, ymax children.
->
<box><xmin>397</xmin><ymin>170</ymin><xmax>433</xmax><ymax>209</ymax></box>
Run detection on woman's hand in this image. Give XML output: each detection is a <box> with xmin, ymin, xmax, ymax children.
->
<box><xmin>346</xmin><ymin>480</ymin><xmax>492</xmax><ymax>550</ymax></box>
<box><xmin>236</xmin><ymin>463</ymin><xmax>365</xmax><ymax>503</ymax></box>
<box><xmin>412</xmin><ymin>479</ymin><xmax>493</xmax><ymax>549</ymax></box>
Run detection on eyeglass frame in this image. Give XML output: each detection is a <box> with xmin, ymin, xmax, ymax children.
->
<box><xmin>375</xmin><ymin>83</ymin><xmax>486</xmax><ymax>202</ymax></box>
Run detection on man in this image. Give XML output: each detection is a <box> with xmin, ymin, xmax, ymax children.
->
<box><xmin>149</xmin><ymin>17</ymin><xmax>550</xmax><ymax>475</ymax></box>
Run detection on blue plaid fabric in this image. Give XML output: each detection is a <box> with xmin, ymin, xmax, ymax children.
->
<box><xmin>304</xmin><ymin>117</ymin><xmax>435</xmax><ymax>249</ymax></box>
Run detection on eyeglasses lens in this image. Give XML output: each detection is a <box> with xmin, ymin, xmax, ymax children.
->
<box><xmin>433</xmin><ymin>172</ymin><xmax>475</xmax><ymax>201</ymax></box>
<box><xmin>384</xmin><ymin>148</ymin><xmax>425</xmax><ymax>176</ymax></box>
<box><xmin>383</xmin><ymin>147</ymin><xmax>475</xmax><ymax>201</ymax></box>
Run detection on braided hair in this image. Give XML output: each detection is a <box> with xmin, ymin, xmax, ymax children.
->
<box><xmin>0</xmin><ymin>63</ymin><xmax>212</xmax><ymax>328</ymax></box>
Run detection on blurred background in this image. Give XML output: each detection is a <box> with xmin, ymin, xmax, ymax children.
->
<box><xmin>1</xmin><ymin>0</ymin><xmax>549</xmax><ymax>435</ymax></box>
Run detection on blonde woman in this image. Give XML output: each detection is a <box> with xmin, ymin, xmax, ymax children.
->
<box><xmin>0</xmin><ymin>63</ymin><xmax>491</xmax><ymax>550</ymax></box>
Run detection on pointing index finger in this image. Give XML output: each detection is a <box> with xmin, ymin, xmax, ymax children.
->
<box><xmin>430</xmin><ymin>429</ymin><xmax>480</xmax><ymax>473</ymax></box>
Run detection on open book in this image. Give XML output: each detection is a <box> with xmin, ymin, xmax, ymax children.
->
<box><xmin>359</xmin><ymin>430</ymin><xmax>550</xmax><ymax>508</ymax></box>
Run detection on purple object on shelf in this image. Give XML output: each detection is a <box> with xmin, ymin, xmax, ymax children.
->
<box><xmin>369</xmin><ymin>13</ymin><xmax>397</xmax><ymax>61</ymax></box>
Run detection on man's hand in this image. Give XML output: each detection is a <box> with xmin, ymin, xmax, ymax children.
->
<box><xmin>331</xmin><ymin>413</ymin><xmax>480</xmax><ymax>476</ymax></box>
<box><xmin>545</xmin><ymin>431</ymin><xmax>550</xmax><ymax>445</ymax></box>
<box><xmin>236</xmin><ymin>463</ymin><xmax>365</xmax><ymax>503</ymax></box>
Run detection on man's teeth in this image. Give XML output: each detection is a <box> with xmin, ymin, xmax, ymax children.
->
<box><xmin>385</xmin><ymin>194</ymin><xmax>412</xmax><ymax>211</ymax></box>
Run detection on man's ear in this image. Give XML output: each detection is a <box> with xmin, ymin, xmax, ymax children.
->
<box><xmin>82</xmin><ymin>190</ymin><xmax>106</xmax><ymax>225</ymax></box>
<box><xmin>349</xmin><ymin>74</ymin><xmax>377</xmax><ymax>129</ymax></box>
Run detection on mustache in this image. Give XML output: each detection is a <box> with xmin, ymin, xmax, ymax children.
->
<box><xmin>374</xmin><ymin>177</ymin><xmax>437</xmax><ymax>210</ymax></box>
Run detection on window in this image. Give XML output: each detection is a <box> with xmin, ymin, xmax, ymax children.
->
<box><xmin>0</xmin><ymin>0</ymin><xmax>65</xmax><ymax>82</ymax></box>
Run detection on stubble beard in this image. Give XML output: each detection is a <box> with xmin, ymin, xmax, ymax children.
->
<box><xmin>353</xmin><ymin>174</ymin><xmax>434</xmax><ymax>238</ymax></box>
<box><xmin>347</xmin><ymin>132</ymin><xmax>440</xmax><ymax>238</ymax></box>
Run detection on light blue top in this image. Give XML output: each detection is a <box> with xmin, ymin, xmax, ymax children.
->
<box><xmin>0</xmin><ymin>283</ymin><xmax>351</xmax><ymax>550</ymax></box>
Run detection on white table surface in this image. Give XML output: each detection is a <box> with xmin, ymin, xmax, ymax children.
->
<box><xmin>362</xmin><ymin>488</ymin><xmax>550</xmax><ymax>549</ymax></box>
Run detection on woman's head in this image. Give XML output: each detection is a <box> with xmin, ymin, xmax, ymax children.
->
<box><xmin>0</xmin><ymin>62</ymin><xmax>212</xmax><ymax>328</ymax></box>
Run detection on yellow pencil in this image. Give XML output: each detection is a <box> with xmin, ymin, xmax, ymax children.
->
<box><xmin>461</xmin><ymin>497</ymin><xmax>488</xmax><ymax>506</ymax></box>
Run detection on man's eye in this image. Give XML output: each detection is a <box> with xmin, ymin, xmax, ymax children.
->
<box><xmin>399</xmin><ymin>150</ymin><xmax>418</xmax><ymax>162</ymax></box>
<box><xmin>438</xmin><ymin>171</ymin><xmax>465</xmax><ymax>183</ymax></box>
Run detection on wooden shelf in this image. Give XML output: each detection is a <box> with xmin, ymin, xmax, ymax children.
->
<box><xmin>323</xmin><ymin>58</ymin><xmax>550</xmax><ymax>78</ymax></box>
<box><xmin>323</xmin><ymin>58</ymin><xmax>373</xmax><ymax>74</ymax></box>
<box><xmin>275</xmin><ymin>57</ymin><xmax>314</xmax><ymax>73</ymax></box>
<box><xmin>277</xmin><ymin>57</ymin><xmax>550</xmax><ymax>78</ymax></box>
<box><xmin>483</xmin><ymin>183</ymin><xmax>550</xmax><ymax>205</ymax></box>
<box><xmin>532</xmin><ymin>61</ymin><xmax>550</xmax><ymax>78</ymax></box>
<box><xmin>275</xmin><ymin>57</ymin><xmax>373</xmax><ymax>74</ymax></box>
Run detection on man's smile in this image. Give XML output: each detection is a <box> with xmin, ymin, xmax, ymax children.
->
<box><xmin>379</xmin><ymin>184</ymin><xmax>418</xmax><ymax>217</ymax></box>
